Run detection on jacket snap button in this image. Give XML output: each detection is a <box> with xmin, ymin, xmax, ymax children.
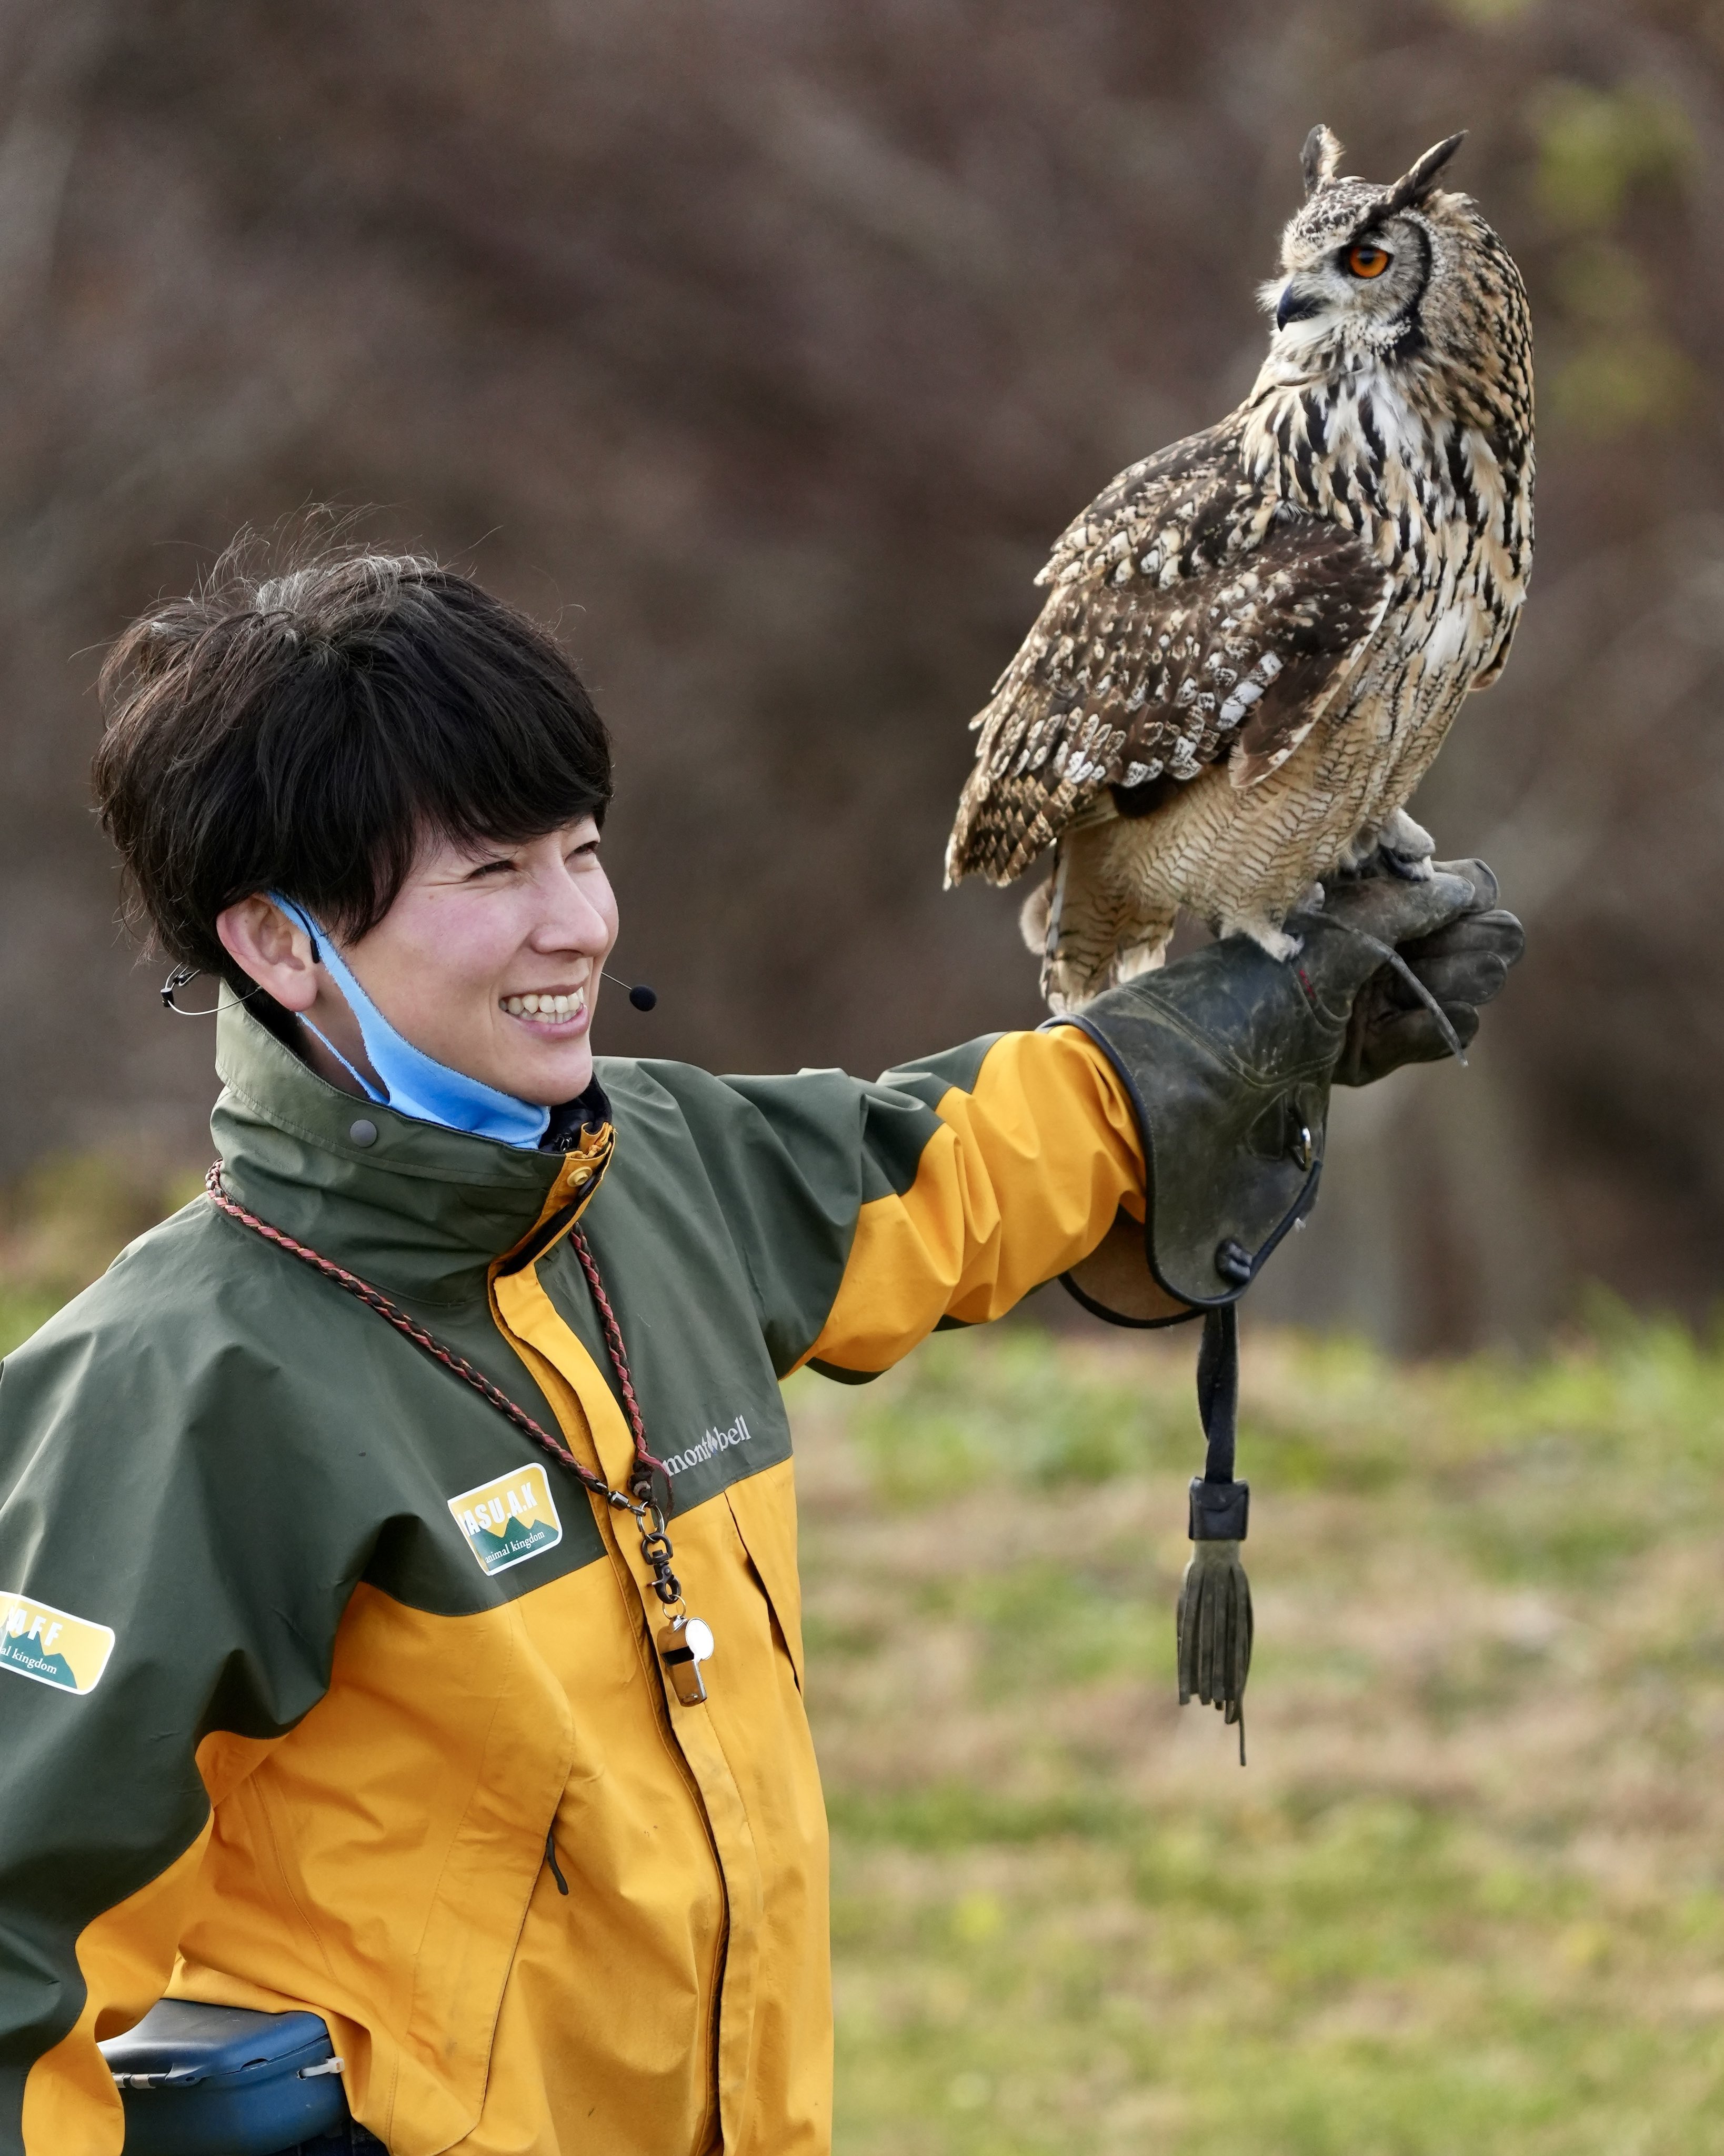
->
<box><xmin>349</xmin><ymin>1119</ymin><xmax>378</xmax><ymax>1147</ymax></box>
<box><xmin>569</xmin><ymin>1165</ymin><xmax>592</xmax><ymax>1186</ymax></box>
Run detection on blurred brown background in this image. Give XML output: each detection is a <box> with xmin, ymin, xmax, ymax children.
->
<box><xmin>0</xmin><ymin>0</ymin><xmax>1717</xmax><ymax>1349</ymax></box>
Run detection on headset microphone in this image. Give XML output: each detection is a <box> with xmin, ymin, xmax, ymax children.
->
<box><xmin>603</xmin><ymin>971</ymin><xmax>658</xmax><ymax>1012</ymax></box>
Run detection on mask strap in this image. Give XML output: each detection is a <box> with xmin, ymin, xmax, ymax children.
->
<box><xmin>296</xmin><ymin>1012</ymin><xmax>387</xmax><ymax>1103</ymax></box>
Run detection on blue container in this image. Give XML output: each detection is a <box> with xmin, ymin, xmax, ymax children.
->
<box><xmin>99</xmin><ymin>1998</ymin><xmax>352</xmax><ymax>2155</ymax></box>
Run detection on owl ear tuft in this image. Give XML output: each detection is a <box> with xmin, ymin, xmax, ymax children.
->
<box><xmin>1381</xmin><ymin>131</ymin><xmax>1467</xmax><ymax>215</ymax></box>
<box><xmin>1301</xmin><ymin>125</ymin><xmax>1346</xmax><ymax>197</ymax></box>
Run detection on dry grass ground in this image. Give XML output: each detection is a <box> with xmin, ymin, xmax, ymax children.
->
<box><xmin>793</xmin><ymin>1318</ymin><xmax>1724</xmax><ymax>2154</ymax></box>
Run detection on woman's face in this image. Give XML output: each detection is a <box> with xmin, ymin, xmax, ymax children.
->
<box><xmin>218</xmin><ymin>816</ymin><xmax>619</xmax><ymax>1107</ymax></box>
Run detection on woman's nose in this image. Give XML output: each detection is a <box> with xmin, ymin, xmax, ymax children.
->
<box><xmin>534</xmin><ymin>869</ymin><xmax>613</xmax><ymax>949</ymax></box>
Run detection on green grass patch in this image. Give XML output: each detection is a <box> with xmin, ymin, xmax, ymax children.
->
<box><xmin>792</xmin><ymin>1320</ymin><xmax>1724</xmax><ymax>2154</ymax></box>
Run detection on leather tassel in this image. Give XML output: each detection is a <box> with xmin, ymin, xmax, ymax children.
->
<box><xmin>1176</xmin><ymin>1536</ymin><xmax>1254</xmax><ymax>1762</ymax></box>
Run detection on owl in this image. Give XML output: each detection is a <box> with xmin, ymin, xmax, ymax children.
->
<box><xmin>945</xmin><ymin>126</ymin><xmax>1533</xmax><ymax>1011</ymax></box>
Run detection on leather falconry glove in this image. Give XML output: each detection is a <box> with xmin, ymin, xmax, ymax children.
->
<box><xmin>1048</xmin><ymin>857</ymin><xmax>1523</xmax><ymax>1754</ymax></box>
<box><xmin>1332</xmin><ymin>859</ymin><xmax>1525</xmax><ymax>1087</ymax></box>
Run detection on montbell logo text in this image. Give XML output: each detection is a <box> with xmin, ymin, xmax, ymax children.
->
<box><xmin>661</xmin><ymin>1415</ymin><xmax>754</xmax><ymax>1477</ymax></box>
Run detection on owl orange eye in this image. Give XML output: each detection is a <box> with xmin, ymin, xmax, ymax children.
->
<box><xmin>1347</xmin><ymin>243</ymin><xmax>1392</xmax><ymax>278</ymax></box>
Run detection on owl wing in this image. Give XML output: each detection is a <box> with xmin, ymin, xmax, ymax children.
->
<box><xmin>946</xmin><ymin>425</ymin><xmax>1392</xmax><ymax>885</ymax></box>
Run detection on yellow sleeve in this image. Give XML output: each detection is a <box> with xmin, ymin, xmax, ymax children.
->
<box><xmin>799</xmin><ymin>1028</ymin><xmax>1145</xmax><ymax>1375</ymax></box>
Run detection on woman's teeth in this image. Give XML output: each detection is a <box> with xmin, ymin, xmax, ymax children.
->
<box><xmin>503</xmin><ymin>990</ymin><xmax>586</xmax><ymax>1022</ymax></box>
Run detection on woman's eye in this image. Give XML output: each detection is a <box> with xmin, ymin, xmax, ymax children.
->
<box><xmin>1347</xmin><ymin>244</ymin><xmax>1391</xmax><ymax>279</ymax></box>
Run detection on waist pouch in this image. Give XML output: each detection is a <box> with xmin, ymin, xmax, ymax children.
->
<box><xmin>99</xmin><ymin>1998</ymin><xmax>384</xmax><ymax>2154</ymax></box>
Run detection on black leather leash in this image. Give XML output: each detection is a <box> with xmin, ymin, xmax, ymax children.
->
<box><xmin>1176</xmin><ymin>1302</ymin><xmax>1254</xmax><ymax>1761</ymax></box>
<box><xmin>1194</xmin><ymin>1303</ymin><xmax>1244</xmax><ymax>1517</ymax></box>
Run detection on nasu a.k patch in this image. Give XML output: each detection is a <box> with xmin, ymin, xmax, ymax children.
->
<box><xmin>448</xmin><ymin>1463</ymin><xmax>564</xmax><ymax>1576</ymax></box>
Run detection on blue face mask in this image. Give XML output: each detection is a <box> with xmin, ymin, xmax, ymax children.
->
<box><xmin>269</xmin><ymin>894</ymin><xmax>550</xmax><ymax>1150</ymax></box>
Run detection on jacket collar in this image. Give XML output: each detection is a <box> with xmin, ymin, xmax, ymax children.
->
<box><xmin>211</xmin><ymin>999</ymin><xmax>614</xmax><ymax>1310</ymax></box>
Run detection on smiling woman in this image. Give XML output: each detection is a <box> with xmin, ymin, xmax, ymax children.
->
<box><xmin>0</xmin><ymin>537</ymin><xmax>1519</xmax><ymax>2156</ymax></box>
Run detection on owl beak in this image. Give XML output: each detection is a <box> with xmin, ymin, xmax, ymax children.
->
<box><xmin>1275</xmin><ymin>280</ymin><xmax>1321</xmax><ymax>331</ymax></box>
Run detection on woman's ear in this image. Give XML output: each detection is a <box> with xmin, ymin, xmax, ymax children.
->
<box><xmin>216</xmin><ymin>896</ymin><xmax>320</xmax><ymax>1012</ymax></box>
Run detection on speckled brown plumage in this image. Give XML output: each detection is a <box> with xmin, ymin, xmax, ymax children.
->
<box><xmin>946</xmin><ymin>126</ymin><xmax>1534</xmax><ymax>1010</ymax></box>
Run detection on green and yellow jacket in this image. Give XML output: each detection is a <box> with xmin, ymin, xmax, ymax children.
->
<box><xmin>0</xmin><ymin>1000</ymin><xmax>1146</xmax><ymax>2156</ymax></box>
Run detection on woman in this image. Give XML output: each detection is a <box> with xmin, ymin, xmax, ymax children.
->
<box><xmin>0</xmin><ymin>547</ymin><xmax>1518</xmax><ymax>2155</ymax></box>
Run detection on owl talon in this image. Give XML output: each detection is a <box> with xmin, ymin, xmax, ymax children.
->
<box><xmin>1334</xmin><ymin>833</ymin><xmax>1381</xmax><ymax>879</ymax></box>
<box><xmin>1377</xmin><ymin>808</ymin><xmax>1436</xmax><ymax>880</ymax></box>
<box><xmin>1238</xmin><ymin>921</ymin><xmax>1304</xmax><ymax>963</ymax></box>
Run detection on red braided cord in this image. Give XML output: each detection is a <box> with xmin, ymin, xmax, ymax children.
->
<box><xmin>203</xmin><ymin>1163</ymin><xmax>625</xmax><ymax>1508</ymax></box>
<box><xmin>568</xmin><ymin>1225</ymin><xmax>670</xmax><ymax>1485</ymax></box>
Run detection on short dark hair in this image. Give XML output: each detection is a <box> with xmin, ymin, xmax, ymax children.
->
<box><xmin>93</xmin><ymin>543</ymin><xmax>613</xmax><ymax>989</ymax></box>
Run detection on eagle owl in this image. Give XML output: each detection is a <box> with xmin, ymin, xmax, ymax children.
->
<box><xmin>945</xmin><ymin>126</ymin><xmax>1533</xmax><ymax>1010</ymax></box>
